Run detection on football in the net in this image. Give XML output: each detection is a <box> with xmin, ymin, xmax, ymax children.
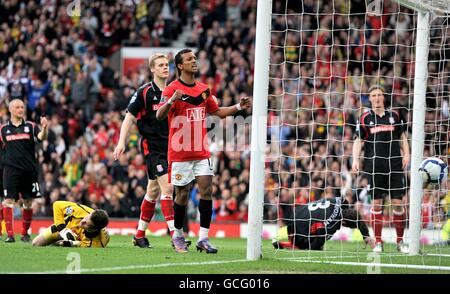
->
<box><xmin>418</xmin><ymin>157</ymin><xmax>448</xmax><ymax>184</ymax></box>
<box><xmin>59</xmin><ymin>228</ymin><xmax>79</xmax><ymax>241</ymax></box>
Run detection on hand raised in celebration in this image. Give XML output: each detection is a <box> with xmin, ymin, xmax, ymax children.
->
<box><xmin>40</xmin><ymin>116</ymin><xmax>49</xmax><ymax>129</ymax></box>
<box><xmin>239</xmin><ymin>96</ymin><xmax>252</xmax><ymax>111</ymax></box>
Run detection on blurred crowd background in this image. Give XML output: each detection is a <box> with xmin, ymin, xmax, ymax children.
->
<box><xmin>0</xmin><ymin>0</ymin><xmax>448</xmax><ymax>229</ymax></box>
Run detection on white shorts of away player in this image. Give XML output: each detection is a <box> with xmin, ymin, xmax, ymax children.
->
<box><xmin>170</xmin><ymin>159</ymin><xmax>214</xmax><ymax>186</ymax></box>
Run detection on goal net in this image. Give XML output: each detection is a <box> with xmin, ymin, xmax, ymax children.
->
<box><xmin>254</xmin><ymin>0</ymin><xmax>450</xmax><ymax>272</ymax></box>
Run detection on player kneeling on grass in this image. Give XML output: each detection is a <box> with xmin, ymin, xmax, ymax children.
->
<box><xmin>273</xmin><ymin>197</ymin><xmax>375</xmax><ymax>250</ymax></box>
<box><xmin>32</xmin><ymin>201</ymin><xmax>110</xmax><ymax>248</ymax></box>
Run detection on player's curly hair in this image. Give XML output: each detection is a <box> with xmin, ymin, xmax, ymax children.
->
<box><xmin>174</xmin><ymin>48</ymin><xmax>193</xmax><ymax>77</ymax></box>
<box><xmin>91</xmin><ymin>209</ymin><xmax>109</xmax><ymax>231</ymax></box>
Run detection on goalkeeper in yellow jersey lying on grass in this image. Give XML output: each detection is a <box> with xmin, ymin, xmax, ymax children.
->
<box><xmin>435</xmin><ymin>218</ymin><xmax>450</xmax><ymax>247</ymax></box>
<box><xmin>434</xmin><ymin>189</ymin><xmax>450</xmax><ymax>247</ymax></box>
<box><xmin>32</xmin><ymin>201</ymin><xmax>110</xmax><ymax>248</ymax></box>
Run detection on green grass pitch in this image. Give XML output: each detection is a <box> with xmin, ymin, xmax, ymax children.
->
<box><xmin>0</xmin><ymin>235</ymin><xmax>449</xmax><ymax>274</ymax></box>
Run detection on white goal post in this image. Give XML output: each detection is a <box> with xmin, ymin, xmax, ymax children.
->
<box><xmin>408</xmin><ymin>8</ymin><xmax>429</xmax><ymax>256</ymax></box>
<box><xmin>396</xmin><ymin>0</ymin><xmax>450</xmax><ymax>15</ymax></box>
<box><xmin>396</xmin><ymin>0</ymin><xmax>447</xmax><ymax>256</ymax></box>
<box><xmin>247</xmin><ymin>0</ymin><xmax>273</xmax><ymax>260</ymax></box>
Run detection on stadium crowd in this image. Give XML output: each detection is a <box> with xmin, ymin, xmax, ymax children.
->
<box><xmin>0</xmin><ymin>0</ymin><xmax>448</xmax><ymax>230</ymax></box>
<box><xmin>268</xmin><ymin>0</ymin><xmax>450</xmax><ymax>228</ymax></box>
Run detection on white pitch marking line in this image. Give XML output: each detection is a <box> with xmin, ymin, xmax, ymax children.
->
<box><xmin>276</xmin><ymin>255</ymin><xmax>363</xmax><ymax>260</ymax></box>
<box><xmin>425</xmin><ymin>253</ymin><xmax>450</xmax><ymax>257</ymax></box>
<box><xmin>0</xmin><ymin>259</ymin><xmax>249</xmax><ymax>274</ymax></box>
<box><xmin>289</xmin><ymin>259</ymin><xmax>450</xmax><ymax>271</ymax></box>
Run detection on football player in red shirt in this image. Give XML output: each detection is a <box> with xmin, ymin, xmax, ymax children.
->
<box><xmin>157</xmin><ymin>49</ymin><xmax>251</xmax><ymax>253</ymax></box>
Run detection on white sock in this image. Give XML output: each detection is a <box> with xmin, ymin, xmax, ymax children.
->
<box><xmin>166</xmin><ymin>220</ymin><xmax>175</xmax><ymax>232</ymax></box>
<box><xmin>199</xmin><ymin>227</ymin><xmax>209</xmax><ymax>240</ymax></box>
<box><xmin>137</xmin><ymin>220</ymin><xmax>149</xmax><ymax>232</ymax></box>
<box><xmin>144</xmin><ymin>194</ymin><xmax>152</xmax><ymax>202</ymax></box>
<box><xmin>173</xmin><ymin>229</ymin><xmax>184</xmax><ymax>238</ymax></box>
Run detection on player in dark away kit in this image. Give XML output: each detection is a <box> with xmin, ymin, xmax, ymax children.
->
<box><xmin>273</xmin><ymin>197</ymin><xmax>375</xmax><ymax>250</ymax></box>
<box><xmin>0</xmin><ymin>99</ymin><xmax>48</xmax><ymax>243</ymax></box>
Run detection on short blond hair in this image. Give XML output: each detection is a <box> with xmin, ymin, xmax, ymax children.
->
<box><xmin>148</xmin><ymin>53</ymin><xmax>168</xmax><ymax>69</ymax></box>
<box><xmin>8</xmin><ymin>98</ymin><xmax>24</xmax><ymax>112</ymax></box>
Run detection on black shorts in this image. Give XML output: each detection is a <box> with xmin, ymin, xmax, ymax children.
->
<box><xmin>3</xmin><ymin>165</ymin><xmax>41</xmax><ymax>200</ymax></box>
<box><xmin>145</xmin><ymin>152</ymin><xmax>168</xmax><ymax>180</ymax></box>
<box><xmin>365</xmin><ymin>171</ymin><xmax>406</xmax><ymax>200</ymax></box>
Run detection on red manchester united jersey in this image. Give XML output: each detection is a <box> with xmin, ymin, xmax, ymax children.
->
<box><xmin>161</xmin><ymin>79</ymin><xmax>219</xmax><ymax>162</ymax></box>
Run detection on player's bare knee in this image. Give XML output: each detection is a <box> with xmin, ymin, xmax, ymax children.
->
<box><xmin>32</xmin><ymin>236</ymin><xmax>43</xmax><ymax>246</ymax></box>
<box><xmin>147</xmin><ymin>187</ymin><xmax>160</xmax><ymax>199</ymax></box>
<box><xmin>200</xmin><ymin>186</ymin><xmax>212</xmax><ymax>200</ymax></box>
<box><xmin>23</xmin><ymin>199</ymin><xmax>33</xmax><ymax>210</ymax></box>
<box><xmin>175</xmin><ymin>196</ymin><xmax>188</xmax><ymax>205</ymax></box>
<box><xmin>3</xmin><ymin>199</ymin><xmax>14</xmax><ymax>207</ymax></box>
<box><xmin>175</xmin><ymin>186</ymin><xmax>189</xmax><ymax>204</ymax></box>
<box><xmin>393</xmin><ymin>206</ymin><xmax>405</xmax><ymax>214</ymax></box>
<box><xmin>197</xmin><ymin>181</ymin><xmax>212</xmax><ymax>199</ymax></box>
<box><xmin>146</xmin><ymin>182</ymin><xmax>160</xmax><ymax>199</ymax></box>
<box><xmin>160</xmin><ymin>184</ymin><xmax>174</xmax><ymax>197</ymax></box>
<box><xmin>371</xmin><ymin>199</ymin><xmax>383</xmax><ymax>210</ymax></box>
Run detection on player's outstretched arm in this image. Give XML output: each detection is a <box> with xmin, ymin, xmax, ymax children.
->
<box><xmin>212</xmin><ymin>97</ymin><xmax>252</xmax><ymax>119</ymax></box>
<box><xmin>363</xmin><ymin>236</ymin><xmax>376</xmax><ymax>249</ymax></box>
<box><xmin>156</xmin><ymin>90</ymin><xmax>184</xmax><ymax>120</ymax></box>
<box><xmin>309</xmin><ymin>234</ymin><xmax>326</xmax><ymax>250</ymax></box>
<box><xmin>113</xmin><ymin>112</ymin><xmax>136</xmax><ymax>160</ymax></box>
<box><xmin>400</xmin><ymin>132</ymin><xmax>410</xmax><ymax>170</ymax></box>
<box><xmin>37</xmin><ymin>116</ymin><xmax>49</xmax><ymax>141</ymax></box>
<box><xmin>342</xmin><ymin>208</ymin><xmax>375</xmax><ymax>249</ymax></box>
<box><xmin>54</xmin><ymin>240</ymin><xmax>81</xmax><ymax>247</ymax></box>
<box><xmin>351</xmin><ymin>137</ymin><xmax>363</xmax><ymax>173</ymax></box>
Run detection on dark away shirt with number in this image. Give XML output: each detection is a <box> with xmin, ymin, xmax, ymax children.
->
<box><xmin>288</xmin><ymin>197</ymin><xmax>343</xmax><ymax>248</ymax></box>
<box><xmin>0</xmin><ymin>120</ymin><xmax>41</xmax><ymax>173</ymax></box>
<box><xmin>127</xmin><ymin>81</ymin><xmax>168</xmax><ymax>155</ymax></box>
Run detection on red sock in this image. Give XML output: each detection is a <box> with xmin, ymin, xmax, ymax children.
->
<box><xmin>22</xmin><ymin>208</ymin><xmax>33</xmax><ymax>236</ymax></box>
<box><xmin>393</xmin><ymin>210</ymin><xmax>405</xmax><ymax>243</ymax></box>
<box><xmin>0</xmin><ymin>202</ymin><xmax>3</xmax><ymax>236</ymax></box>
<box><xmin>160</xmin><ymin>195</ymin><xmax>174</xmax><ymax>234</ymax></box>
<box><xmin>371</xmin><ymin>209</ymin><xmax>383</xmax><ymax>243</ymax></box>
<box><xmin>160</xmin><ymin>198</ymin><xmax>174</xmax><ymax>222</ymax></box>
<box><xmin>3</xmin><ymin>206</ymin><xmax>14</xmax><ymax>237</ymax></box>
<box><xmin>279</xmin><ymin>241</ymin><xmax>296</xmax><ymax>249</ymax></box>
<box><xmin>136</xmin><ymin>196</ymin><xmax>156</xmax><ymax>239</ymax></box>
